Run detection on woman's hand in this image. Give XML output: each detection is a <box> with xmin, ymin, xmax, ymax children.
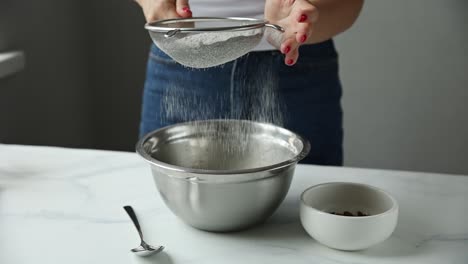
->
<box><xmin>265</xmin><ymin>0</ymin><xmax>319</xmax><ymax>66</ymax></box>
<box><xmin>135</xmin><ymin>0</ymin><xmax>192</xmax><ymax>22</ymax></box>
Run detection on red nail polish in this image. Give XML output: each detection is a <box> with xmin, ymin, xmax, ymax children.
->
<box><xmin>182</xmin><ymin>7</ymin><xmax>189</xmax><ymax>11</ymax></box>
<box><xmin>284</xmin><ymin>46</ymin><xmax>291</xmax><ymax>54</ymax></box>
<box><xmin>287</xmin><ymin>59</ymin><xmax>294</xmax><ymax>65</ymax></box>
<box><xmin>300</xmin><ymin>35</ymin><xmax>307</xmax><ymax>43</ymax></box>
<box><xmin>299</xmin><ymin>14</ymin><xmax>307</xmax><ymax>22</ymax></box>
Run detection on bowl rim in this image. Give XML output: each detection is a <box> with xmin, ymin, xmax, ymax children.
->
<box><xmin>300</xmin><ymin>182</ymin><xmax>399</xmax><ymax>219</ymax></box>
<box><xmin>135</xmin><ymin>119</ymin><xmax>311</xmax><ymax>176</ymax></box>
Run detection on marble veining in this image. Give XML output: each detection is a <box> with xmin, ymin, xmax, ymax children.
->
<box><xmin>1</xmin><ymin>144</ymin><xmax>468</xmax><ymax>264</ymax></box>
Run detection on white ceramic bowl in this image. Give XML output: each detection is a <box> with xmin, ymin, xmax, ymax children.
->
<box><xmin>300</xmin><ymin>182</ymin><xmax>398</xmax><ymax>251</ymax></box>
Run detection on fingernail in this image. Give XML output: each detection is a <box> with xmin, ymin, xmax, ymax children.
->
<box><xmin>299</xmin><ymin>14</ymin><xmax>307</xmax><ymax>22</ymax></box>
<box><xmin>284</xmin><ymin>46</ymin><xmax>291</xmax><ymax>54</ymax></box>
<box><xmin>182</xmin><ymin>7</ymin><xmax>189</xmax><ymax>11</ymax></box>
<box><xmin>300</xmin><ymin>35</ymin><xmax>307</xmax><ymax>43</ymax></box>
<box><xmin>287</xmin><ymin>59</ymin><xmax>294</xmax><ymax>65</ymax></box>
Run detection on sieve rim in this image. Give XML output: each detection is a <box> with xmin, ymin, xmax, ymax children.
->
<box><xmin>145</xmin><ymin>17</ymin><xmax>272</xmax><ymax>33</ymax></box>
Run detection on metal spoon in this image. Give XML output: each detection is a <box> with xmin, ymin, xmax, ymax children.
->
<box><xmin>123</xmin><ymin>205</ymin><xmax>164</xmax><ymax>256</ymax></box>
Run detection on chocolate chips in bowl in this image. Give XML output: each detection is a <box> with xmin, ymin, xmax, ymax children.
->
<box><xmin>329</xmin><ymin>211</ymin><xmax>369</xmax><ymax>217</ymax></box>
<box><xmin>300</xmin><ymin>182</ymin><xmax>399</xmax><ymax>250</ymax></box>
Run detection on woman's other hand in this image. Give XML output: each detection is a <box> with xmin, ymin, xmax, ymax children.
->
<box><xmin>265</xmin><ymin>0</ymin><xmax>319</xmax><ymax>66</ymax></box>
<box><xmin>265</xmin><ymin>0</ymin><xmax>364</xmax><ymax>66</ymax></box>
<box><xmin>135</xmin><ymin>0</ymin><xmax>192</xmax><ymax>22</ymax></box>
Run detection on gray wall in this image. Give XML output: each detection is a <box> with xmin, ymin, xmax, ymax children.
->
<box><xmin>335</xmin><ymin>0</ymin><xmax>468</xmax><ymax>174</ymax></box>
<box><xmin>84</xmin><ymin>1</ymin><xmax>149</xmax><ymax>150</ymax></box>
<box><xmin>0</xmin><ymin>0</ymin><xmax>90</xmax><ymax>147</ymax></box>
<box><xmin>1</xmin><ymin>0</ymin><xmax>467</xmax><ymax>174</ymax></box>
<box><xmin>0</xmin><ymin>0</ymin><xmax>149</xmax><ymax>150</ymax></box>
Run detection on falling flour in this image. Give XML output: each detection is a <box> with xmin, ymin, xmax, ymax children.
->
<box><xmin>160</xmin><ymin>49</ymin><xmax>285</xmax><ymax>170</ymax></box>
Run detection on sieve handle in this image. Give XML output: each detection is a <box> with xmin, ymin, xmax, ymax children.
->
<box><xmin>264</xmin><ymin>23</ymin><xmax>284</xmax><ymax>32</ymax></box>
<box><xmin>164</xmin><ymin>29</ymin><xmax>180</xmax><ymax>38</ymax></box>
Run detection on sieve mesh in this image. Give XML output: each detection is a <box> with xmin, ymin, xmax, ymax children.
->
<box><xmin>145</xmin><ymin>17</ymin><xmax>282</xmax><ymax>68</ymax></box>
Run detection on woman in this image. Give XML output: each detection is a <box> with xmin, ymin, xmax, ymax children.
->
<box><xmin>136</xmin><ymin>0</ymin><xmax>364</xmax><ymax>165</ymax></box>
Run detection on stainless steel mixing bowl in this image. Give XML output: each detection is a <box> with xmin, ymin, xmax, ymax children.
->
<box><xmin>136</xmin><ymin>120</ymin><xmax>310</xmax><ymax>232</ymax></box>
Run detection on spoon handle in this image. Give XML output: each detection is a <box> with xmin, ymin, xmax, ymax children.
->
<box><xmin>124</xmin><ymin>205</ymin><xmax>144</xmax><ymax>241</ymax></box>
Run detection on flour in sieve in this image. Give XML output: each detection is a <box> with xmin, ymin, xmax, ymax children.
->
<box><xmin>158</xmin><ymin>30</ymin><xmax>263</xmax><ymax>68</ymax></box>
<box><xmin>175</xmin><ymin>30</ymin><xmax>260</xmax><ymax>47</ymax></box>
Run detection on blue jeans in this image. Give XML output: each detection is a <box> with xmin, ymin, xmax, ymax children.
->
<box><xmin>140</xmin><ymin>40</ymin><xmax>343</xmax><ymax>165</ymax></box>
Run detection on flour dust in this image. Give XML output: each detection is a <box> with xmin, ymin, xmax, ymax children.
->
<box><xmin>159</xmin><ymin>52</ymin><xmax>285</xmax><ymax>170</ymax></box>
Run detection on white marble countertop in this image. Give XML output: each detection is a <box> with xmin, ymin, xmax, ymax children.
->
<box><xmin>1</xmin><ymin>144</ymin><xmax>467</xmax><ymax>264</ymax></box>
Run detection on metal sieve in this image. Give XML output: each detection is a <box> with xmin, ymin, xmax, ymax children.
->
<box><xmin>145</xmin><ymin>17</ymin><xmax>284</xmax><ymax>68</ymax></box>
